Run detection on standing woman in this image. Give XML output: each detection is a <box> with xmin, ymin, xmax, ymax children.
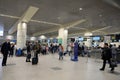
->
<box><xmin>67</xmin><ymin>44</ymin><xmax>72</xmax><ymax>56</ymax></box>
<box><xmin>9</xmin><ymin>43</ymin><xmax>14</xmax><ymax>57</ymax></box>
<box><xmin>26</xmin><ymin>42</ymin><xmax>31</xmax><ymax>62</ymax></box>
<box><xmin>58</xmin><ymin>44</ymin><xmax>64</xmax><ymax>60</ymax></box>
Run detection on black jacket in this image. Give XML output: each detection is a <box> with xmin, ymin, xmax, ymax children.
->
<box><xmin>10</xmin><ymin>45</ymin><xmax>14</xmax><ymax>51</ymax></box>
<box><xmin>27</xmin><ymin>45</ymin><xmax>31</xmax><ymax>53</ymax></box>
<box><xmin>1</xmin><ymin>42</ymin><xmax>10</xmax><ymax>54</ymax></box>
<box><xmin>101</xmin><ymin>47</ymin><xmax>112</xmax><ymax>60</ymax></box>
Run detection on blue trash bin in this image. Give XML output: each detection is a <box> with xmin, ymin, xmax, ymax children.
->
<box><xmin>16</xmin><ymin>48</ymin><xmax>22</xmax><ymax>56</ymax></box>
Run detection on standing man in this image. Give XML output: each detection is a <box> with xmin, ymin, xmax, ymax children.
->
<box><xmin>100</xmin><ymin>43</ymin><xmax>114</xmax><ymax>72</ymax></box>
<box><xmin>1</xmin><ymin>39</ymin><xmax>11</xmax><ymax>66</ymax></box>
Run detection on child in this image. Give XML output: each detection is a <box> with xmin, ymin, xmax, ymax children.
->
<box><xmin>58</xmin><ymin>44</ymin><xmax>64</xmax><ymax>60</ymax></box>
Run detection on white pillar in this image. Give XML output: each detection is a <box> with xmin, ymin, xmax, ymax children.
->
<box><xmin>84</xmin><ymin>37</ymin><xmax>92</xmax><ymax>47</ymax></box>
<box><xmin>64</xmin><ymin>29</ymin><xmax>68</xmax><ymax>51</ymax></box>
<box><xmin>58</xmin><ymin>28</ymin><xmax>68</xmax><ymax>51</ymax></box>
<box><xmin>17</xmin><ymin>22</ymin><xmax>27</xmax><ymax>49</ymax></box>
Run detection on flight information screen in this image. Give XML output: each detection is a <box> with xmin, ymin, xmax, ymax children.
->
<box><xmin>92</xmin><ymin>36</ymin><xmax>100</xmax><ymax>41</ymax></box>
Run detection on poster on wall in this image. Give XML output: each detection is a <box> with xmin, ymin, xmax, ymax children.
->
<box><xmin>58</xmin><ymin>38</ymin><xmax>62</xmax><ymax>44</ymax></box>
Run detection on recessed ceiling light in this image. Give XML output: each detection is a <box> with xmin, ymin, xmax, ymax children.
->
<box><xmin>90</xmin><ymin>24</ymin><xmax>93</xmax><ymax>26</ymax></box>
<box><xmin>57</xmin><ymin>17</ymin><xmax>61</xmax><ymax>19</ymax></box>
<box><xmin>79</xmin><ymin>8</ymin><xmax>83</xmax><ymax>11</ymax></box>
<box><xmin>99</xmin><ymin>14</ymin><xmax>102</xmax><ymax>17</ymax></box>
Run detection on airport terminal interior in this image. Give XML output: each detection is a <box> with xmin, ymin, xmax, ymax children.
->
<box><xmin>0</xmin><ymin>0</ymin><xmax>120</xmax><ymax>80</ymax></box>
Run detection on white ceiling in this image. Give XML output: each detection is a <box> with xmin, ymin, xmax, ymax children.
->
<box><xmin>0</xmin><ymin>0</ymin><xmax>120</xmax><ymax>38</ymax></box>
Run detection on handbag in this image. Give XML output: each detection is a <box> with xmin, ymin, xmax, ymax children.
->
<box><xmin>27</xmin><ymin>53</ymin><xmax>31</xmax><ymax>59</ymax></box>
<box><xmin>111</xmin><ymin>59</ymin><xmax>117</xmax><ymax>67</ymax></box>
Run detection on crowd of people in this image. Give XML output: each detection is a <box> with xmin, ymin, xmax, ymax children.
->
<box><xmin>0</xmin><ymin>40</ymin><xmax>119</xmax><ymax>73</ymax></box>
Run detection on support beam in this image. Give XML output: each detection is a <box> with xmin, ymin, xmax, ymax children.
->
<box><xmin>39</xmin><ymin>26</ymin><xmax>110</xmax><ymax>38</ymax></box>
<box><xmin>33</xmin><ymin>27</ymin><xmax>60</xmax><ymax>36</ymax></box>
<box><xmin>33</xmin><ymin>19</ymin><xmax>86</xmax><ymax>36</ymax></box>
<box><xmin>71</xmin><ymin>27</ymin><xmax>88</xmax><ymax>31</ymax></box>
<box><xmin>1</xmin><ymin>13</ymin><xmax>86</xmax><ymax>36</ymax></box>
<box><xmin>0</xmin><ymin>14</ymin><xmax>20</xmax><ymax>19</ymax></box>
<box><xmin>8</xmin><ymin>6</ymin><xmax>39</xmax><ymax>34</ymax></box>
<box><xmin>30</xmin><ymin>20</ymin><xmax>61</xmax><ymax>26</ymax></box>
<box><xmin>92</xmin><ymin>26</ymin><xmax>112</xmax><ymax>32</ymax></box>
<box><xmin>92</xmin><ymin>31</ymin><xmax>107</xmax><ymax>34</ymax></box>
<box><xmin>68</xmin><ymin>29</ymin><xmax>107</xmax><ymax>37</ymax></box>
<box><xmin>0</xmin><ymin>13</ymin><xmax>61</xmax><ymax>26</ymax></box>
<box><xmin>63</xmin><ymin>19</ymin><xmax>86</xmax><ymax>29</ymax></box>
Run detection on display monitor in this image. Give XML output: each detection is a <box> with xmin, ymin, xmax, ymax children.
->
<box><xmin>71</xmin><ymin>38</ymin><xmax>75</xmax><ymax>42</ymax></box>
<box><xmin>79</xmin><ymin>37</ymin><xmax>84</xmax><ymax>41</ymax></box>
<box><xmin>53</xmin><ymin>38</ymin><xmax>58</xmax><ymax>43</ymax></box>
<box><xmin>92</xmin><ymin>36</ymin><xmax>100</xmax><ymax>41</ymax></box>
<box><xmin>47</xmin><ymin>39</ymin><xmax>50</xmax><ymax>43</ymax></box>
<box><xmin>116</xmin><ymin>34</ymin><xmax>120</xmax><ymax>41</ymax></box>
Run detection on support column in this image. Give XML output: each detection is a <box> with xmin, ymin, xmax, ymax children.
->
<box><xmin>64</xmin><ymin>29</ymin><xmax>68</xmax><ymax>51</ymax></box>
<box><xmin>58</xmin><ymin>28</ymin><xmax>68</xmax><ymax>51</ymax></box>
<box><xmin>17</xmin><ymin>22</ymin><xmax>27</xmax><ymax>49</ymax></box>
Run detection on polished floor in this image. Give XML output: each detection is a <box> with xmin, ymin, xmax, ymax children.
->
<box><xmin>1</xmin><ymin>54</ymin><xmax>120</xmax><ymax>80</ymax></box>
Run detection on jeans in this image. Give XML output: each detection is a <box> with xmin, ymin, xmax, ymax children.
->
<box><xmin>82</xmin><ymin>50</ymin><xmax>85</xmax><ymax>57</ymax></box>
<box><xmin>59</xmin><ymin>52</ymin><xmax>63</xmax><ymax>60</ymax></box>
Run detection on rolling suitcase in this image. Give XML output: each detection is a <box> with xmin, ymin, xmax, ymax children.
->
<box><xmin>32</xmin><ymin>57</ymin><xmax>38</xmax><ymax>65</ymax></box>
<box><xmin>32</xmin><ymin>52</ymin><xmax>38</xmax><ymax>65</ymax></box>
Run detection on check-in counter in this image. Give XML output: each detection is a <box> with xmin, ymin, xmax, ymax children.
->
<box><xmin>89</xmin><ymin>49</ymin><xmax>102</xmax><ymax>59</ymax></box>
<box><xmin>89</xmin><ymin>48</ymin><xmax>120</xmax><ymax>62</ymax></box>
<box><xmin>116</xmin><ymin>49</ymin><xmax>120</xmax><ymax>62</ymax></box>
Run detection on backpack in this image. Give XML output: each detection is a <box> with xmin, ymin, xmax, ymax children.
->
<box><xmin>61</xmin><ymin>46</ymin><xmax>64</xmax><ymax>52</ymax></box>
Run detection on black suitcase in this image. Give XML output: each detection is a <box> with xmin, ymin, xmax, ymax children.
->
<box><xmin>32</xmin><ymin>57</ymin><xmax>38</xmax><ymax>65</ymax></box>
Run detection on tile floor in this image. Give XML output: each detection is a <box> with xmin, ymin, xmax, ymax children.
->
<box><xmin>1</xmin><ymin>54</ymin><xmax>120</xmax><ymax>80</ymax></box>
